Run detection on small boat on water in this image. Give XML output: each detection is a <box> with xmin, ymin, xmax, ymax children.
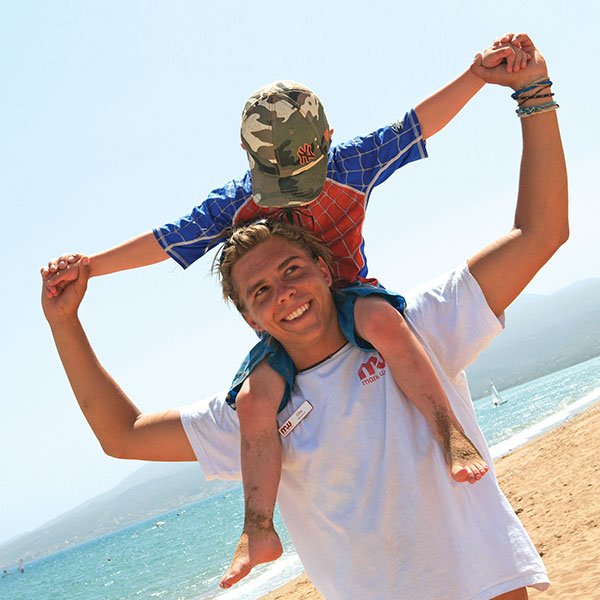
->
<box><xmin>491</xmin><ymin>381</ymin><xmax>508</xmax><ymax>406</ymax></box>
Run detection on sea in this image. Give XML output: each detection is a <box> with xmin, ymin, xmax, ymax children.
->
<box><xmin>2</xmin><ymin>355</ymin><xmax>600</xmax><ymax>600</ymax></box>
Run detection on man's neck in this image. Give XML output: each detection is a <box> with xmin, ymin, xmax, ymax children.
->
<box><xmin>295</xmin><ymin>341</ymin><xmax>348</xmax><ymax>372</ymax></box>
<box><xmin>284</xmin><ymin>321</ymin><xmax>347</xmax><ymax>371</ymax></box>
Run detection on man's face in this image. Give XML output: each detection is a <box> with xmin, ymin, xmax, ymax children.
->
<box><xmin>231</xmin><ymin>236</ymin><xmax>343</xmax><ymax>364</ymax></box>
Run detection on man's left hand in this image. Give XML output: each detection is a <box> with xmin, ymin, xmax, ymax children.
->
<box><xmin>41</xmin><ymin>256</ymin><xmax>91</xmax><ymax>324</ymax></box>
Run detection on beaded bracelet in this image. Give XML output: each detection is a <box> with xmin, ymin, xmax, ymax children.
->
<box><xmin>511</xmin><ymin>76</ymin><xmax>558</xmax><ymax>117</ymax></box>
<box><xmin>511</xmin><ymin>79</ymin><xmax>552</xmax><ymax>100</ymax></box>
<box><xmin>515</xmin><ymin>101</ymin><xmax>559</xmax><ymax>118</ymax></box>
<box><xmin>517</xmin><ymin>91</ymin><xmax>554</xmax><ymax>104</ymax></box>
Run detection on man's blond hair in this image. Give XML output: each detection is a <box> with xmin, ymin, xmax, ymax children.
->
<box><xmin>215</xmin><ymin>219</ymin><xmax>334</xmax><ymax>313</ymax></box>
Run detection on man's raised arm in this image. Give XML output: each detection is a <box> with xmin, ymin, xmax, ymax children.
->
<box><xmin>41</xmin><ymin>257</ymin><xmax>196</xmax><ymax>462</ymax></box>
<box><xmin>467</xmin><ymin>35</ymin><xmax>568</xmax><ymax>317</ymax></box>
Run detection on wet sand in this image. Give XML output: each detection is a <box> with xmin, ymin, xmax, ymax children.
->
<box><xmin>258</xmin><ymin>401</ymin><xmax>600</xmax><ymax>600</ymax></box>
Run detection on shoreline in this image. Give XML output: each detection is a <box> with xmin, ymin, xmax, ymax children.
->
<box><xmin>258</xmin><ymin>400</ymin><xmax>600</xmax><ymax>600</ymax></box>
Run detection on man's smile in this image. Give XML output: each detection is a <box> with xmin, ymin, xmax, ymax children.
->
<box><xmin>283</xmin><ymin>301</ymin><xmax>311</xmax><ymax>322</ymax></box>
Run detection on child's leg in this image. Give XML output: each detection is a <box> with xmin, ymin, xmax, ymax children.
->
<box><xmin>220</xmin><ymin>359</ymin><xmax>286</xmax><ymax>589</ymax></box>
<box><xmin>354</xmin><ymin>295</ymin><xmax>489</xmax><ymax>484</ymax></box>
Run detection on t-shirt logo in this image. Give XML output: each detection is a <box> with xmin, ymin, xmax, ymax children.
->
<box><xmin>358</xmin><ymin>353</ymin><xmax>387</xmax><ymax>386</ymax></box>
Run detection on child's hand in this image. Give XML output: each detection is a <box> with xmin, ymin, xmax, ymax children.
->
<box><xmin>479</xmin><ymin>32</ymin><xmax>531</xmax><ymax>74</ymax></box>
<box><xmin>41</xmin><ymin>253</ymin><xmax>82</xmax><ymax>298</ymax></box>
<box><xmin>470</xmin><ymin>34</ymin><xmax>548</xmax><ymax>90</ymax></box>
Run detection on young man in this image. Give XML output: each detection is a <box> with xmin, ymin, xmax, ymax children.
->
<box><xmin>42</xmin><ymin>34</ymin><xmax>566</xmax><ymax>599</ymax></box>
<box><xmin>42</xmin><ymin>37</ymin><xmax>530</xmax><ymax>587</ymax></box>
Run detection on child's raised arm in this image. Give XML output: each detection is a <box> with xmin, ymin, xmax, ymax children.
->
<box><xmin>414</xmin><ymin>33</ymin><xmax>530</xmax><ymax>140</ymax></box>
<box><xmin>43</xmin><ymin>231</ymin><xmax>168</xmax><ymax>297</ymax></box>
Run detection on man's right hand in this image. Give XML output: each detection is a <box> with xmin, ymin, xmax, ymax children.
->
<box><xmin>41</xmin><ymin>255</ymin><xmax>91</xmax><ymax>324</ymax></box>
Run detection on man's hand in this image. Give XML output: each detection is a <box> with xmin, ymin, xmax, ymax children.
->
<box><xmin>41</xmin><ymin>255</ymin><xmax>91</xmax><ymax>324</ymax></box>
<box><xmin>471</xmin><ymin>33</ymin><xmax>548</xmax><ymax>90</ymax></box>
<box><xmin>42</xmin><ymin>253</ymin><xmax>83</xmax><ymax>298</ymax></box>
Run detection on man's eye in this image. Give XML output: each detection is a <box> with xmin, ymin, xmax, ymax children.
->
<box><xmin>255</xmin><ymin>286</ymin><xmax>268</xmax><ymax>298</ymax></box>
<box><xmin>286</xmin><ymin>265</ymin><xmax>299</xmax><ymax>275</ymax></box>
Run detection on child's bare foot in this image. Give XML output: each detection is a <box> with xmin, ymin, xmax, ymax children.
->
<box><xmin>445</xmin><ymin>428</ymin><xmax>489</xmax><ymax>484</ymax></box>
<box><xmin>434</xmin><ymin>408</ymin><xmax>488</xmax><ymax>484</ymax></box>
<box><xmin>219</xmin><ymin>523</ymin><xmax>283</xmax><ymax>589</ymax></box>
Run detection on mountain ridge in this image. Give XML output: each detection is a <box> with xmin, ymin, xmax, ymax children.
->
<box><xmin>466</xmin><ymin>277</ymin><xmax>600</xmax><ymax>399</ymax></box>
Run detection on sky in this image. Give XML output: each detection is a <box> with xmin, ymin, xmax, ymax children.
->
<box><xmin>1</xmin><ymin>1</ymin><xmax>598</xmax><ymax>546</ymax></box>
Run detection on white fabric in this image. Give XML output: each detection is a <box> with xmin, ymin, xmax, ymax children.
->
<box><xmin>180</xmin><ymin>263</ymin><xmax>549</xmax><ymax>600</ymax></box>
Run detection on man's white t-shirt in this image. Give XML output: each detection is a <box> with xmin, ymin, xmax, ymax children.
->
<box><xmin>180</xmin><ymin>264</ymin><xmax>549</xmax><ymax>600</ymax></box>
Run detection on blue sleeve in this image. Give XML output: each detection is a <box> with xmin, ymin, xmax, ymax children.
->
<box><xmin>327</xmin><ymin>109</ymin><xmax>427</xmax><ymax>194</ymax></box>
<box><xmin>153</xmin><ymin>171</ymin><xmax>253</xmax><ymax>269</ymax></box>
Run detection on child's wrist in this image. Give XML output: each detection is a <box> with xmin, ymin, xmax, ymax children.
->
<box><xmin>467</xmin><ymin>67</ymin><xmax>487</xmax><ymax>88</ymax></box>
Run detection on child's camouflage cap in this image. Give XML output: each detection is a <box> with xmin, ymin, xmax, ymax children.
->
<box><xmin>241</xmin><ymin>81</ymin><xmax>331</xmax><ymax>208</ymax></box>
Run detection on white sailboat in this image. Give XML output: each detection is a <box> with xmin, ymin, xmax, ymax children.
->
<box><xmin>490</xmin><ymin>381</ymin><xmax>507</xmax><ymax>406</ymax></box>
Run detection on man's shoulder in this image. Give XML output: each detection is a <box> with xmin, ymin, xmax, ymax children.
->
<box><xmin>404</xmin><ymin>264</ymin><xmax>470</xmax><ymax>307</ymax></box>
<box><xmin>402</xmin><ymin>262</ymin><xmax>499</xmax><ymax>340</ymax></box>
<box><xmin>402</xmin><ymin>263</ymin><xmax>504</xmax><ymax>376</ymax></box>
<box><xmin>180</xmin><ymin>391</ymin><xmax>234</xmax><ymax>425</ymax></box>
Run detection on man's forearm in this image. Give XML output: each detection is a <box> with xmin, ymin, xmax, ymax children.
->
<box><xmin>89</xmin><ymin>231</ymin><xmax>169</xmax><ymax>278</ymax></box>
<box><xmin>414</xmin><ymin>69</ymin><xmax>485</xmax><ymax>140</ymax></box>
<box><xmin>516</xmin><ymin>103</ymin><xmax>568</xmax><ymax>242</ymax></box>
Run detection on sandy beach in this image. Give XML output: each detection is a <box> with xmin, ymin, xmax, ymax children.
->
<box><xmin>258</xmin><ymin>401</ymin><xmax>600</xmax><ymax>600</ymax></box>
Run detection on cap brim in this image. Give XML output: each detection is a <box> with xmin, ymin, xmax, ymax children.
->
<box><xmin>250</xmin><ymin>158</ymin><xmax>327</xmax><ymax>208</ymax></box>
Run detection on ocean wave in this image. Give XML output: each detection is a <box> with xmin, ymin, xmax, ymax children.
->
<box><xmin>490</xmin><ymin>383</ymin><xmax>600</xmax><ymax>459</ymax></box>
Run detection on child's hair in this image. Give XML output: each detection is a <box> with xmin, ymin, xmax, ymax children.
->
<box><xmin>214</xmin><ymin>218</ymin><xmax>333</xmax><ymax>313</ymax></box>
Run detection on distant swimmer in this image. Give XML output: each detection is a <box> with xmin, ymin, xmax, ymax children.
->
<box><xmin>18</xmin><ymin>558</ymin><xmax>24</xmax><ymax>574</ymax></box>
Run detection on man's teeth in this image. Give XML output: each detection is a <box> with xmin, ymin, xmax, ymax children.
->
<box><xmin>284</xmin><ymin>303</ymin><xmax>310</xmax><ymax>321</ymax></box>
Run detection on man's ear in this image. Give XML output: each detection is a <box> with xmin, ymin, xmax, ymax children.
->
<box><xmin>316</xmin><ymin>257</ymin><xmax>333</xmax><ymax>286</ymax></box>
<box><xmin>242</xmin><ymin>311</ymin><xmax>264</xmax><ymax>333</ymax></box>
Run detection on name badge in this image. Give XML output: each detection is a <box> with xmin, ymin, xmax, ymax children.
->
<box><xmin>279</xmin><ymin>401</ymin><xmax>313</xmax><ymax>438</ymax></box>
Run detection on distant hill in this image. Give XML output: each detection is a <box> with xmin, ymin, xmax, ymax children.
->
<box><xmin>2</xmin><ymin>278</ymin><xmax>599</xmax><ymax>569</ymax></box>
<box><xmin>0</xmin><ymin>462</ymin><xmax>239</xmax><ymax>569</ymax></box>
<box><xmin>466</xmin><ymin>278</ymin><xmax>600</xmax><ymax>399</ymax></box>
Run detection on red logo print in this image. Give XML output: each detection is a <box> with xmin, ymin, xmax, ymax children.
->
<box><xmin>358</xmin><ymin>354</ymin><xmax>387</xmax><ymax>386</ymax></box>
<box><xmin>297</xmin><ymin>143</ymin><xmax>315</xmax><ymax>164</ymax></box>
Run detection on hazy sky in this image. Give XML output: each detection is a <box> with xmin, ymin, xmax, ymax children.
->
<box><xmin>2</xmin><ymin>1</ymin><xmax>598</xmax><ymax>546</ymax></box>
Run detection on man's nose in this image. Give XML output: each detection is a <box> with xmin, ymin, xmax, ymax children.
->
<box><xmin>276</xmin><ymin>281</ymin><xmax>295</xmax><ymax>303</ymax></box>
